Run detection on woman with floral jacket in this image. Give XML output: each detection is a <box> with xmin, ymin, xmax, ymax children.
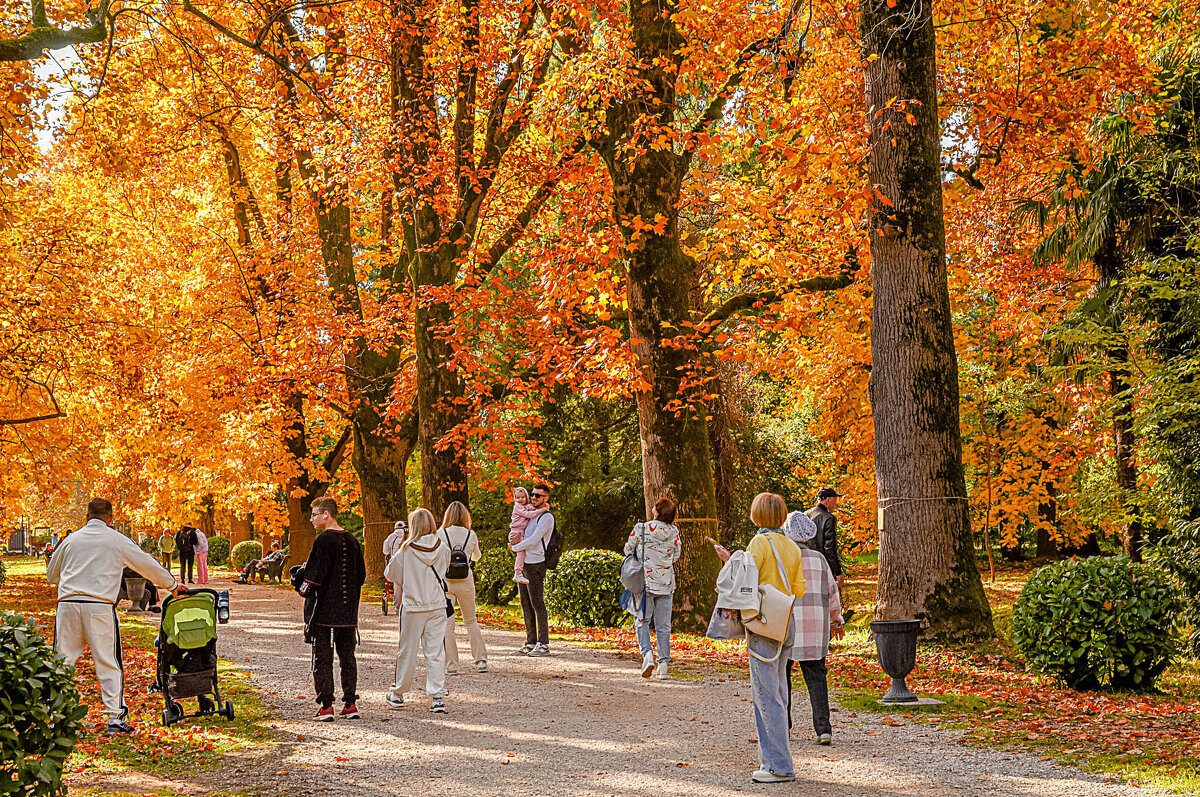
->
<box><xmin>624</xmin><ymin>498</ymin><xmax>681</xmax><ymax>680</ymax></box>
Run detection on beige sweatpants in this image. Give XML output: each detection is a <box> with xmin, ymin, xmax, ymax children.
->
<box><xmin>392</xmin><ymin>608</ymin><xmax>448</xmax><ymax>698</ymax></box>
<box><xmin>444</xmin><ymin>576</ymin><xmax>488</xmax><ymax>669</ymax></box>
<box><xmin>55</xmin><ymin>602</ymin><xmax>125</xmax><ymax>719</ymax></box>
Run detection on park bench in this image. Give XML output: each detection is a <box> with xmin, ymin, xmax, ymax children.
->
<box><xmin>257</xmin><ymin>554</ymin><xmax>289</xmax><ymax>584</ymax></box>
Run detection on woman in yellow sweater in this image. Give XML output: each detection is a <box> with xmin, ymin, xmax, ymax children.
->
<box><xmin>714</xmin><ymin>492</ymin><xmax>806</xmax><ymax>783</ymax></box>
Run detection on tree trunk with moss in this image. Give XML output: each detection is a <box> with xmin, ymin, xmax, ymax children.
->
<box><xmin>861</xmin><ymin>0</ymin><xmax>993</xmax><ymax>640</ymax></box>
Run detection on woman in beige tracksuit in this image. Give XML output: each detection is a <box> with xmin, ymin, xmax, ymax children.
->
<box><xmin>439</xmin><ymin>501</ymin><xmax>488</xmax><ymax>674</ymax></box>
<box><xmin>383</xmin><ymin>508</ymin><xmax>452</xmax><ymax>713</ymax></box>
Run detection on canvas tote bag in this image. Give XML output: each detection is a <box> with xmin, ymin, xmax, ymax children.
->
<box><xmin>743</xmin><ymin>534</ymin><xmax>795</xmax><ymax>659</ymax></box>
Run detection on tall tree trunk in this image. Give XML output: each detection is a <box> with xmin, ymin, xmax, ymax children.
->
<box><xmin>595</xmin><ymin>1</ymin><xmax>720</xmax><ymax>631</ymax></box>
<box><xmin>861</xmin><ymin>0</ymin><xmax>993</xmax><ymax>640</ymax></box>
<box><xmin>353</xmin><ymin>397</ymin><xmax>418</xmax><ymax>581</ymax></box>
<box><xmin>707</xmin><ymin>371</ymin><xmax>740</xmax><ymax>546</ymax></box>
<box><xmin>1110</xmin><ymin>345</ymin><xmax>1142</xmax><ymax>561</ymax></box>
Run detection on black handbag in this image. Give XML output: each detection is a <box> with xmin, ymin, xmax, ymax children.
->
<box><xmin>430</xmin><ymin>565</ymin><xmax>455</xmax><ymax>617</ymax></box>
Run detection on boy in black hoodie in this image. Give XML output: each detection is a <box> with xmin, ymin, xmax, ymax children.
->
<box><xmin>300</xmin><ymin>497</ymin><xmax>366</xmax><ymax>721</ymax></box>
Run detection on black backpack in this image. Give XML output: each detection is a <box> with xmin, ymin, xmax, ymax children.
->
<box><xmin>541</xmin><ymin>512</ymin><xmax>563</xmax><ymax>570</ymax></box>
<box><xmin>444</xmin><ymin>529</ymin><xmax>472</xmax><ymax>580</ymax></box>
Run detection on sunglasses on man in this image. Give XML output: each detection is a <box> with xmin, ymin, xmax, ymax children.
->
<box><xmin>531</xmin><ymin>492</ymin><xmax>547</xmax><ymax>499</ymax></box>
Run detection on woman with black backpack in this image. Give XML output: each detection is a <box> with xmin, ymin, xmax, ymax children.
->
<box><xmin>439</xmin><ymin>501</ymin><xmax>488</xmax><ymax>674</ymax></box>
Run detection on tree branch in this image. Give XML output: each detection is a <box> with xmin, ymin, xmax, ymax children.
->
<box><xmin>701</xmin><ymin>270</ymin><xmax>856</xmax><ymax>329</ymax></box>
<box><xmin>0</xmin><ymin>379</ymin><xmax>64</xmax><ymax>427</ymax></box>
<box><xmin>0</xmin><ymin>0</ymin><xmax>111</xmax><ymax>62</ymax></box>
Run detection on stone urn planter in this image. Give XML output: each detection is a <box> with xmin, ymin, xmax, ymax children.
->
<box><xmin>871</xmin><ymin>619</ymin><xmax>921</xmax><ymax>704</ymax></box>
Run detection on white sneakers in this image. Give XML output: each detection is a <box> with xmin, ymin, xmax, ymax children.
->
<box><xmin>752</xmin><ymin>770</ymin><xmax>796</xmax><ymax>783</ymax></box>
<box><xmin>384</xmin><ymin>692</ymin><xmax>404</xmax><ymax>709</ymax></box>
<box><xmin>476</xmin><ymin>660</ymin><xmax>488</xmax><ymax>673</ymax></box>
<box><xmin>527</xmin><ymin>643</ymin><xmax>550</xmax><ymax>657</ymax></box>
<box><xmin>654</xmin><ymin>662</ymin><xmax>669</xmax><ymax>680</ymax></box>
<box><xmin>641</xmin><ymin>652</ymin><xmax>655</xmax><ymax>678</ymax></box>
<box><xmin>513</xmin><ymin>570</ymin><xmax>530</xmax><ymax>584</ymax></box>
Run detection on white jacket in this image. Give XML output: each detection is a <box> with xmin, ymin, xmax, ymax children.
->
<box><xmin>624</xmin><ymin>521</ymin><xmax>681</xmax><ymax>595</ymax></box>
<box><xmin>384</xmin><ymin>534</ymin><xmax>450</xmax><ymax>612</ymax></box>
<box><xmin>714</xmin><ymin>549</ymin><xmax>760</xmax><ymax>612</ymax></box>
<box><xmin>47</xmin><ymin>519</ymin><xmax>178</xmax><ymax>604</ymax></box>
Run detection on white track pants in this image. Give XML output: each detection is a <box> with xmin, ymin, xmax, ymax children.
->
<box><xmin>391</xmin><ymin>608</ymin><xmax>448</xmax><ymax>698</ymax></box>
<box><xmin>444</xmin><ymin>576</ymin><xmax>488</xmax><ymax>668</ymax></box>
<box><xmin>55</xmin><ymin>602</ymin><xmax>125</xmax><ymax>719</ymax></box>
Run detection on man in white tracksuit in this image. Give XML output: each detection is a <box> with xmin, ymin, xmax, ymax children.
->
<box><xmin>46</xmin><ymin>497</ymin><xmax>183</xmax><ymax>734</ymax></box>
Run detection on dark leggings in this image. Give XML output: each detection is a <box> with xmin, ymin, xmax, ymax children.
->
<box><xmin>311</xmin><ymin>625</ymin><xmax>358</xmax><ymax>707</ymax></box>
<box><xmin>518</xmin><ymin>561</ymin><xmax>549</xmax><ymax>645</ymax></box>
<box><xmin>179</xmin><ymin>552</ymin><xmax>195</xmax><ymax>583</ymax></box>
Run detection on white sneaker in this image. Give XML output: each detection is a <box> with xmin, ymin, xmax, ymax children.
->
<box><xmin>430</xmin><ymin>698</ymin><xmax>446</xmax><ymax>714</ymax></box>
<box><xmin>513</xmin><ymin>571</ymin><xmax>530</xmax><ymax>584</ymax></box>
<box><xmin>384</xmin><ymin>692</ymin><xmax>404</xmax><ymax>710</ymax></box>
<box><xmin>527</xmin><ymin>643</ymin><xmax>550</xmax><ymax>657</ymax></box>
<box><xmin>476</xmin><ymin>661</ymin><xmax>488</xmax><ymax>673</ymax></box>
<box><xmin>446</xmin><ymin>666</ymin><xmax>458</xmax><ymax>677</ymax></box>
<box><xmin>640</xmin><ymin>651</ymin><xmax>655</xmax><ymax>678</ymax></box>
<box><xmin>752</xmin><ymin>770</ymin><xmax>796</xmax><ymax>783</ymax></box>
<box><xmin>518</xmin><ymin>643</ymin><xmax>535</xmax><ymax>655</ymax></box>
<box><xmin>654</xmin><ymin>662</ymin><xmax>669</xmax><ymax>680</ymax></box>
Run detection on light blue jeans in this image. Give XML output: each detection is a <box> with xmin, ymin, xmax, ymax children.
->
<box><xmin>748</xmin><ymin>622</ymin><xmax>796</xmax><ymax>777</ymax></box>
<box><xmin>634</xmin><ymin>592</ymin><xmax>673</xmax><ymax>663</ymax></box>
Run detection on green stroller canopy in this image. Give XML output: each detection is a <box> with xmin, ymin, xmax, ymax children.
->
<box><xmin>163</xmin><ymin>594</ymin><xmax>217</xmax><ymax>650</ymax></box>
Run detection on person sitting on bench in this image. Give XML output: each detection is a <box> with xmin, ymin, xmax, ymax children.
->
<box><xmin>234</xmin><ymin>541</ymin><xmax>285</xmax><ymax>583</ymax></box>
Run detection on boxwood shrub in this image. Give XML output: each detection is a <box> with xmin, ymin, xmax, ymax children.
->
<box><xmin>474</xmin><ymin>548</ymin><xmax>519</xmax><ymax>606</ymax></box>
<box><xmin>545</xmin><ymin>549</ymin><xmax>626</xmax><ymax>628</ymax></box>
<box><xmin>207</xmin><ymin>535</ymin><xmax>231</xmax><ymax>567</ymax></box>
<box><xmin>0</xmin><ymin>559</ymin><xmax>6</xmax><ymax>592</ymax></box>
<box><xmin>1011</xmin><ymin>556</ymin><xmax>1180</xmax><ymax>690</ymax></box>
<box><xmin>0</xmin><ymin>612</ymin><xmax>88</xmax><ymax>796</ymax></box>
<box><xmin>230</xmin><ymin>540</ymin><xmax>263</xmax><ymax>571</ymax></box>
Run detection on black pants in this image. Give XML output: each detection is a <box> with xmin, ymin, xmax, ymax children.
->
<box><xmin>518</xmin><ymin>561</ymin><xmax>549</xmax><ymax>646</ymax></box>
<box><xmin>311</xmin><ymin>625</ymin><xmax>358</xmax><ymax>707</ymax></box>
<box><xmin>179</xmin><ymin>551</ymin><xmax>195</xmax><ymax>583</ymax></box>
<box><xmin>787</xmin><ymin>658</ymin><xmax>832</xmax><ymax>736</ymax></box>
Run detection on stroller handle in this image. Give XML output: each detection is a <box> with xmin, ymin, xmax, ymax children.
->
<box><xmin>162</xmin><ymin>587</ymin><xmax>230</xmax><ymax>623</ymax></box>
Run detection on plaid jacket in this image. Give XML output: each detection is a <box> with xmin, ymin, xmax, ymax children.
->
<box><xmin>789</xmin><ymin>547</ymin><xmax>843</xmax><ymax>662</ymax></box>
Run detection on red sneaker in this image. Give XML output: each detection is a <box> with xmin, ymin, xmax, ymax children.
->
<box><xmin>314</xmin><ymin>705</ymin><xmax>336</xmax><ymax>722</ymax></box>
<box><xmin>340</xmin><ymin>703</ymin><xmax>360</xmax><ymax>719</ymax></box>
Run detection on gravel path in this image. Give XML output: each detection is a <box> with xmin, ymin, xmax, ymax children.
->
<box><xmin>194</xmin><ymin>576</ymin><xmax>1161</xmax><ymax>797</ymax></box>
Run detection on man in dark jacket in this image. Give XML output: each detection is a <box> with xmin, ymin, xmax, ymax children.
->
<box><xmin>300</xmin><ymin>497</ymin><xmax>366</xmax><ymax>722</ymax></box>
<box><xmin>176</xmin><ymin>526</ymin><xmax>198</xmax><ymax>584</ymax></box>
<box><xmin>806</xmin><ymin>488</ymin><xmax>844</xmax><ymax>588</ymax></box>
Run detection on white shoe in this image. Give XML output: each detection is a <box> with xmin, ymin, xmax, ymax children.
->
<box><xmin>446</xmin><ymin>667</ymin><xmax>458</xmax><ymax>677</ymax></box>
<box><xmin>513</xmin><ymin>571</ymin><xmax>530</xmax><ymax>584</ymax></box>
<box><xmin>527</xmin><ymin>643</ymin><xmax>550</xmax><ymax>657</ymax></box>
<box><xmin>476</xmin><ymin>661</ymin><xmax>488</xmax><ymax>673</ymax></box>
<box><xmin>640</xmin><ymin>652</ymin><xmax>655</xmax><ymax>678</ymax></box>
<box><xmin>654</xmin><ymin>662</ymin><xmax>669</xmax><ymax>680</ymax></box>
<box><xmin>384</xmin><ymin>692</ymin><xmax>404</xmax><ymax>710</ymax></box>
<box><xmin>430</xmin><ymin>698</ymin><xmax>446</xmax><ymax>714</ymax></box>
<box><xmin>518</xmin><ymin>643</ymin><xmax>535</xmax><ymax>655</ymax></box>
<box><xmin>752</xmin><ymin>770</ymin><xmax>796</xmax><ymax>783</ymax></box>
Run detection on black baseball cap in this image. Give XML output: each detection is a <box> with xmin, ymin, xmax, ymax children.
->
<box><xmin>817</xmin><ymin>487</ymin><xmax>843</xmax><ymax>500</ymax></box>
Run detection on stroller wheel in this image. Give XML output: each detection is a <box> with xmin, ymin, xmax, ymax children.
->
<box><xmin>222</xmin><ymin>700</ymin><xmax>235</xmax><ymax>720</ymax></box>
<box><xmin>163</xmin><ymin>701</ymin><xmax>183</xmax><ymax>725</ymax></box>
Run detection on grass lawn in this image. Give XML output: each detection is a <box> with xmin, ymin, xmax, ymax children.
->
<box><xmin>1</xmin><ymin>556</ymin><xmax>283</xmax><ymax>796</ymax></box>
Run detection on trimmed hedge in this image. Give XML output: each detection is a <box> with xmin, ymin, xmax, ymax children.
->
<box><xmin>1012</xmin><ymin>556</ymin><xmax>1180</xmax><ymax>690</ymax></box>
<box><xmin>0</xmin><ymin>612</ymin><xmax>88</xmax><ymax>796</ymax></box>
<box><xmin>207</xmin><ymin>536</ymin><xmax>231</xmax><ymax>567</ymax></box>
<box><xmin>545</xmin><ymin>548</ymin><xmax>626</xmax><ymax>628</ymax></box>
<box><xmin>474</xmin><ymin>548</ymin><xmax>519</xmax><ymax>606</ymax></box>
<box><xmin>0</xmin><ymin>559</ymin><xmax>6</xmax><ymax>592</ymax></box>
<box><xmin>230</xmin><ymin>540</ymin><xmax>262</xmax><ymax>571</ymax></box>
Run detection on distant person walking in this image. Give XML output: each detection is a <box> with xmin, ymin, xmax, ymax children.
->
<box><xmin>384</xmin><ymin>508</ymin><xmax>451</xmax><ymax>713</ymax></box>
<box><xmin>784</xmin><ymin>510</ymin><xmax>845</xmax><ymax>744</ymax></box>
<box><xmin>158</xmin><ymin>530</ymin><xmax>177</xmax><ymax>570</ymax></box>
<box><xmin>194</xmin><ymin>528</ymin><xmax>209</xmax><ymax>584</ymax></box>
<box><xmin>511</xmin><ymin>483</ymin><xmax>555</xmax><ymax>657</ymax></box>
<box><xmin>176</xmin><ymin>526</ymin><xmax>198</xmax><ymax>584</ymax></box>
<box><xmin>439</xmin><ymin>502</ymin><xmax>488</xmax><ymax>675</ymax></box>
<box><xmin>47</xmin><ymin>498</ymin><xmax>183</xmax><ymax>734</ymax></box>
<box><xmin>805</xmin><ymin>488</ymin><xmax>844</xmax><ymax>587</ymax></box>
<box><xmin>300</xmin><ymin>497</ymin><xmax>366</xmax><ymax>722</ymax></box>
<box><xmin>508</xmin><ymin>486</ymin><xmax>545</xmax><ymax>584</ymax></box>
<box><xmin>713</xmin><ymin>492</ymin><xmax>807</xmax><ymax>784</ymax></box>
<box><xmin>624</xmin><ymin>497</ymin><xmax>681</xmax><ymax>680</ymax></box>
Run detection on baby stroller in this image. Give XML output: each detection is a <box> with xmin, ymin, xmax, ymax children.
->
<box><xmin>156</xmin><ymin>588</ymin><xmax>234</xmax><ymax>725</ymax></box>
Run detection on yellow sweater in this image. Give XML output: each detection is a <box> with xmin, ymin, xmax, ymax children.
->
<box><xmin>748</xmin><ymin>532</ymin><xmax>807</xmax><ymax>599</ymax></box>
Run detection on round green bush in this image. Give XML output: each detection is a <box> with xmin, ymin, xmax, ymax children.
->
<box><xmin>207</xmin><ymin>536</ymin><xmax>231</xmax><ymax>567</ymax></box>
<box><xmin>0</xmin><ymin>560</ymin><xmax>6</xmax><ymax>592</ymax></box>
<box><xmin>139</xmin><ymin>535</ymin><xmax>159</xmax><ymax>555</ymax></box>
<box><xmin>0</xmin><ymin>612</ymin><xmax>88</xmax><ymax>796</ymax></box>
<box><xmin>545</xmin><ymin>548</ymin><xmax>626</xmax><ymax>628</ymax></box>
<box><xmin>1011</xmin><ymin>556</ymin><xmax>1180</xmax><ymax>690</ymax></box>
<box><xmin>229</xmin><ymin>540</ymin><xmax>263</xmax><ymax>571</ymax></box>
<box><xmin>474</xmin><ymin>548</ymin><xmax>519</xmax><ymax>606</ymax></box>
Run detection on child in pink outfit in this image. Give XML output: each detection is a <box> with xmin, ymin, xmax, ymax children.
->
<box><xmin>508</xmin><ymin>487</ymin><xmax>546</xmax><ymax>585</ymax></box>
